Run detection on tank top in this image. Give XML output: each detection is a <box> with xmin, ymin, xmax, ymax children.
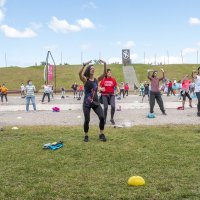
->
<box><xmin>84</xmin><ymin>78</ymin><xmax>99</xmax><ymax>107</ymax></box>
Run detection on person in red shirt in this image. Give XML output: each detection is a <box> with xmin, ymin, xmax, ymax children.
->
<box><xmin>78</xmin><ymin>84</ymin><xmax>84</xmax><ymax>99</ymax></box>
<box><xmin>124</xmin><ymin>83</ymin><xmax>129</xmax><ymax>96</ymax></box>
<box><xmin>178</xmin><ymin>75</ymin><xmax>192</xmax><ymax>110</ymax></box>
<box><xmin>167</xmin><ymin>81</ymin><xmax>173</xmax><ymax>96</ymax></box>
<box><xmin>99</xmin><ymin>69</ymin><xmax>120</xmax><ymax>125</ymax></box>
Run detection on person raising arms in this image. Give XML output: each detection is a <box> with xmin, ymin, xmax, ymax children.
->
<box><xmin>178</xmin><ymin>75</ymin><xmax>192</xmax><ymax>110</ymax></box>
<box><xmin>79</xmin><ymin>59</ymin><xmax>107</xmax><ymax>142</ymax></box>
<box><xmin>147</xmin><ymin>68</ymin><xmax>166</xmax><ymax>115</ymax></box>
<box><xmin>99</xmin><ymin>68</ymin><xmax>120</xmax><ymax>125</ymax></box>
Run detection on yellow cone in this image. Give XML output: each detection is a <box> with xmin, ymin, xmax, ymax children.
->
<box><xmin>128</xmin><ymin>176</ymin><xmax>145</xmax><ymax>186</ymax></box>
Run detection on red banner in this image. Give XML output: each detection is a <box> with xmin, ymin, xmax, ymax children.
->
<box><xmin>48</xmin><ymin>64</ymin><xmax>54</xmax><ymax>81</ymax></box>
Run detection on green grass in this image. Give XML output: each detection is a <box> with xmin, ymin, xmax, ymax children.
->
<box><xmin>0</xmin><ymin>64</ymin><xmax>124</xmax><ymax>91</ymax></box>
<box><xmin>134</xmin><ymin>64</ymin><xmax>200</xmax><ymax>83</ymax></box>
<box><xmin>1</xmin><ymin>125</ymin><xmax>200</xmax><ymax>200</ymax></box>
<box><xmin>1</xmin><ymin>63</ymin><xmax>199</xmax><ymax>91</ymax></box>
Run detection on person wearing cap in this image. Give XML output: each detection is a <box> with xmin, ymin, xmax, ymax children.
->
<box><xmin>147</xmin><ymin>68</ymin><xmax>166</xmax><ymax>115</ymax></box>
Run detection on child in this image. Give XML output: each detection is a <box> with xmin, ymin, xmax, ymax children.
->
<box><xmin>124</xmin><ymin>83</ymin><xmax>129</xmax><ymax>96</ymax></box>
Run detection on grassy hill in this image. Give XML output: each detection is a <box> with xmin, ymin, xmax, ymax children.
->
<box><xmin>0</xmin><ymin>64</ymin><xmax>124</xmax><ymax>91</ymax></box>
<box><xmin>0</xmin><ymin>63</ymin><xmax>199</xmax><ymax>91</ymax></box>
<box><xmin>134</xmin><ymin>64</ymin><xmax>199</xmax><ymax>83</ymax></box>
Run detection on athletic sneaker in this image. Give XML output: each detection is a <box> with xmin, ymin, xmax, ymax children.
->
<box><xmin>99</xmin><ymin>134</ymin><xmax>107</xmax><ymax>142</ymax></box>
<box><xmin>84</xmin><ymin>135</ymin><xmax>89</xmax><ymax>142</ymax></box>
<box><xmin>189</xmin><ymin>105</ymin><xmax>193</xmax><ymax>108</ymax></box>
<box><xmin>177</xmin><ymin>106</ymin><xmax>184</xmax><ymax>110</ymax></box>
<box><xmin>110</xmin><ymin>119</ymin><xmax>115</xmax><ymax>125</ymax></box>
<box><xmin>162</xmin><ymin>111</ymin><xmax>167</xmax><ymax>115</ymax></box>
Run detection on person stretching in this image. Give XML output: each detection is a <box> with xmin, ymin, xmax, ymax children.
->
<box><xmin>178</xmin><ymin>75</ymin><xmax>192</xmax><ymax>110</ymax></box>
<box><xmin>147</xmin><ymin>68</ymin><xmax>166</xmax><ymax>115</ymax></box>
<box><xmin>79</xmin><ymin>59</ymin><xmax>107</xmax><ymax>142</ymax></box>
<box><xmin>99</xmin><ymin>69</ymin><xmax>119</xmax><ymax>125</ymax></box>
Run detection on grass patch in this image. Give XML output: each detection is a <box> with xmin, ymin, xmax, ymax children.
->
<box><xmin>1</xmin><ymin>63</ymin><xmax>199</xmax><ymax>91</ymax></box>
<box><xmin>134</xmin><ymin>64</ymin><xmax>199</xmax><ymax>83</ymax></box>
<box><xmin>0</xmin><ymin>125</ymin><xmax>200</xmax><ymax>199</ymax></box>
<box><xmin>0</xmin><ymin>64</ymin><xmax>123</xmax><ymax>91</ymax></box>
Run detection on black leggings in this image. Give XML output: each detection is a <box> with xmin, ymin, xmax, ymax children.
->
<box><xmin>181</xmin><ymin>91</ymin><xmax>192</xmax><ymax>101</ymax></box>
<box><xmin>196</xmin><ymin>92</ymin><xmax>200</xmax><ymax>112</ymax></box>
<box><xmin>42</xmin><ymin>93</ymin><xmax>50</xmax><ymax>102</ymax></box>
<box><xmin>1</xmin><ymin>94</ymin><xmax>8</xmax><ymax>102</ymax></box>
<box><xmin>102</xmin><ymin>95</ymin><xmax>115</xmax><ymax>121</ymax></box>
<box><xmin>83</xmin><ymin>104</ymin><xmax>104</xmax><ymax>133</ymax></box>
<box><xmin>120</xmin><ymin>89</ymin><xmax>125</xmax><ymax>98</ymax></box>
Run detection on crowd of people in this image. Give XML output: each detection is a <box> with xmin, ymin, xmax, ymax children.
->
<box><xmin>1</xmin><ymin>63</ymin><xmax>200</xmax><ymax>142</ymax></box>
<box><xmin>139</xmin><ymin>68</ymin><xmax>200</xmax><ymax>114</ymax></box>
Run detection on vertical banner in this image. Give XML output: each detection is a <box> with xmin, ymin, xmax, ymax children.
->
<box><xmin>122</xmin><ymin>49</ymin><xmax>131</xmax><ymax>65</ymax></box>
<box><xmin>48</xmin><ymin>64</ymin><xmax>54</xmax><ymax>81</ymax></box>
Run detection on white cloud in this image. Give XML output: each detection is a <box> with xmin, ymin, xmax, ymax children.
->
<box><xmin>49</xmin><ymin>16</ymin><xmax>81</xmax><ymax>33</ymax></box>
<box><xmin>145</xmin><ymin>56</ymin><xmax>182</xmax><ymax>64</ymax></box>
<box><xmin>80</xmin><ymin>43</ymin><xmax>92</xmax><ymax>51</ymax></box>
<box><xmin>49</xmin><ymin>17</ymin><xmax>95</xmax><ymax>33</ymax></box>
<box><xmin>77</xmin><ymin>18</ymin><xmax>95</xmax><ymax>29</ymax></box>
<box><xmin>197</xmin><ymin>42</ymin><xmax>200</xmax><ymax>46</ymax></box>
<box><xmin>189</xmin><ymin>17</ymin><xmax>200</xmax><ymax>25</ymax></box>
<box><xmin>0</xmin><ymin>25</ymin><xmax>37</xmax><ymax>38</ymax></box>
<box><xmin>0</xmin><ymin>1</ymin><xmax>39</xmax><ymax>39</ymax></box>
<box><xmin>182</xmin><ymin>48</ymin><xmax>197</xmax><ymax>56</ymax></box>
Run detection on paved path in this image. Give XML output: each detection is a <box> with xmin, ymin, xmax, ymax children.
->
<box><xmin>0</xmin><ymin>95</ymin><xmax>199</xmax><ymax>127</ymax></box>
<box><xmin>123</xmin><ymin>66</ymin><xmax>140</xmax><ymax>89</ymax></box>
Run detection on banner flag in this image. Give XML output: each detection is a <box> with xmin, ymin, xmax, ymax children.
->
<box><xmin>48</xmin><ymin>64</ymin><xmax>54</xmax><ymax>81</ymax></box>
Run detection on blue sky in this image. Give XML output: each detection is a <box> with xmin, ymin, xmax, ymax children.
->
<box><xmin>0</xmin><ymin>0</ymin><xmax>200</xmax><ymax>67</ymax></box>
